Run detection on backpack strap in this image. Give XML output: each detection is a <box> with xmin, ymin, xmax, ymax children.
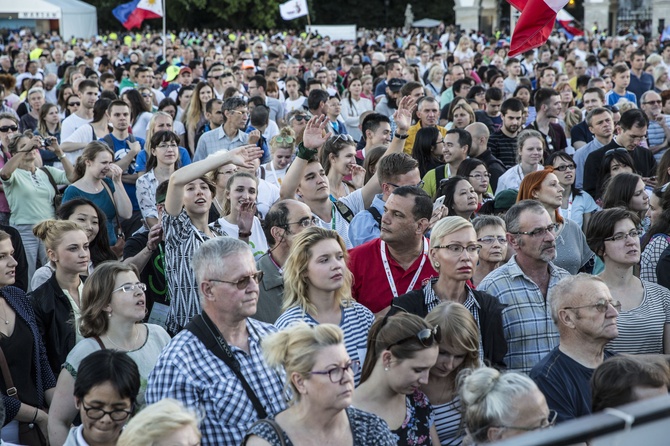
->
<box><xmin>367</xmin><ymin>207</ymin><xmax>382</xmax><ymax>227</ymax></box>
<box><xmin>330</xmin><ymin>196</ymin><xmax>355</xmax><ymax>223</ymax></box>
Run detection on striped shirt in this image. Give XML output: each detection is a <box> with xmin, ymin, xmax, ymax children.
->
<box><xmin>607</xmin><ymin>280</ymin><xmax>670</xmax><ymax>355</ymax></box>
<box><xmin>478</xmin><ymin>256</ymin><xmax>570</xmax><ymax>373</ymax></box>
<box><xmin>433</xmin><ymin>396</ymin><xmax>465</xmax><ymax>445</ymax></box>
<box><xmin>275</xmin><ymin>302</ymin><xmax>374</xmax><ymax>385</ymax></box>
<box><xmin>487</xmin><ymin>130</ymin><xmax>518</xmax><ymax>169</ymax></box>
<box><xmin>641</xmin><ymin>234</ymin><xmax>670</xmax><ymax>283</ymax></box>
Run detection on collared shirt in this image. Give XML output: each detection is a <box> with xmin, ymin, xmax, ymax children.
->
<box><xmin>477</xmin><ymin>256</ymin><xmax>570</xmax><ymax>373</ymax></box>
<box><xmin>193</xmin><ymin>126</ymin><xmax>250</xmax><ymax>162</ymax></box>
<box><xmin>348</xmin><ymin>193</ymin><xmax>385</xmax><ymax>247</ymax></box>
<box><xmin>145</xmin><ymin>317</ymin><xmax>287</xmax><ymax>446</ymax></box>
<box><xmin>422</xmin><ymin>278</ymin><xmax>485</xmax><ymax>361</ymax></box>
<box><xmin>574</xmin><ymin>137</ymin><xmax>605</xmax><ymax>189</ymax></box>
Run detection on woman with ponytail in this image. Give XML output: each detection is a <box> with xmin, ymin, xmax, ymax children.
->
<box><xmin>353</xmin><ymin>313</ymin><xmax>441</xmax><ymax>445</ymax></box>
<box><xmin>29</xmin><ymin>220</ymin><xmax>90</xmax><ymax>376</ymax></box>
<box><xmin>243</xmin><ymin>322</ymin><xmax>394</xmax><ymax>446</ymax></box>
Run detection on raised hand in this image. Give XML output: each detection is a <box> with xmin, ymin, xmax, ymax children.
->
<box><xmin>349</xmin><ymin>164</ymin><xmax>366</xmax><ymax>189</ymax></box>
<box><xmin>227</xmin><ymin>144</ymin><xmax>264</xmax><ymax>169</ymax></box>
<box><xmin>107</xmin><ymin>164</ymin><xmax>124</xmax><ymax>182</ymax></box>
<box><xmin>248</xmin><ymin>129</ymin><xmax>261</xmax><ymax>145</ymax></box>
<box><xmin>237</xmin><ymin>200</ymin><xmax>256</xmax><ymax>234</ymax></box>
<box><xmin>394</xmin><ymin>96</ymin><xmax>416</xmax><ymax>132</ymax></box>
<box><xmin>302</xmin><ymin>115</ymin><xmax>332</xmax><ymax>150</ymax></box>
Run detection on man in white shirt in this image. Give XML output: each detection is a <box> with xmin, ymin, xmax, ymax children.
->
<box><xmin>60</xmin><ymin>80</ymin><xmax>98</xmax><ymax>141</ymax></box>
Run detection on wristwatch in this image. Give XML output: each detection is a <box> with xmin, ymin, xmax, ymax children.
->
<box><xmin>394</xmin><ymin>132</ymin><xmax>409</xmax><ymax>140</ymax></box>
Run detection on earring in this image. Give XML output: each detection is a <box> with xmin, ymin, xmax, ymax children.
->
<box><xmin>433</xmin><ymin>262</ymin><xmax>440</xmax><ymax>269</ymax></box>
<box><xmin>384</xmin><ymin>366</ymin><xmax>389</xmax><ymax>371</ymax></box>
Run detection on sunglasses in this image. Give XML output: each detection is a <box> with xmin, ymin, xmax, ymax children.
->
<box><xmin>553</xmin><ymin>164</ymin><xmax>576</xmax><ymax>172</ymax></box>
<box><xmin>329</xmin><ymin>134</ymin><xmax>354</xmax><ymax>143</ymax></box>
<box><xmin>292</xmin><ymin>115</ymin><xmax>308</xmax><ymax>122</ymax></box>
<box><xmin>68</xmin><ymin>102</ymin><xmax>81</xmax><ymax>107</ymax></box>
<box><xmin>274</xmin><ymin>136</ymin><xmax>295</xmax><ymax>144</ymax></box>
<box><xmin>387</xmin><ymin>326</ymin><xmax>442</xmax><ymax>349</ymax></box>
<box><xmin>0</xmin><ymin>125</ymin><xmax>18</xmax><ymax>133</ymax></box>
<box><xmin>207</xmin><ymin>271</ymin><xmax>264</xmax><ymax>290</ymax></box>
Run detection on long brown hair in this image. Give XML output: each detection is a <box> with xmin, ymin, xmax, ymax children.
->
<box><xmin>74</xmin><ymin>141</ymin><xmax>114</xmax><ymax>181</ymax></box>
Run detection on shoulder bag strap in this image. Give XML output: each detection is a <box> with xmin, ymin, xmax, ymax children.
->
<box><xmin>185</xmin><ymin>314</ymin><xmax>268</xmax><ymax>419</ymax></box>
<box><xmin>93</xmin><ymin>336</ymin><xmax>106</xmax><ymax>350</ymax></box>
<box><xmin>243</xmin><ymin>419</ymin><xmax>287</xmax><ymax>446</ymax></box>
<box><xmin>101</xmin><ymin>180</ymin><xmax>123</xmax><ymax>237</ymax></box>
<box><xmin>329</xmin><ymin>196</ymin><xmax>355</xmax><ymax>223</ymax></box>
<box><xmin>39</xmin><ymin>167</ymin><xmax>59</xmax><ymax>196</ymax></box>
<box><xmin>367</xmin><ymin>207</ymin><xmax>382</xmax><ymax>226</ymax></box>
<box><xmin>0</xmin><ymin>346</ymin><xmax>18</xmax><ymax>398</ymax></box>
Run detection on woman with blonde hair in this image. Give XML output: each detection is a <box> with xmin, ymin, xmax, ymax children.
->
<box><xmin>117</xmin><ymin>398</ymin><xmax>201</xmax><ymax>446</ymax></box>
<box><xmin>48</xmin><ymin>261</ymin><xmax>171</xmax><ymax>445</ymax></box>
<box><xmin>555</xmin><ymin>82</ymin><xmax>575</xmax><ymax>123</ymax></box>
<box><xmin>391</xmin><ymin>216</ymin><xmax>507</xmax><ymax>368</ymax></box>
<box><xmin>183</xmin><ymin>81</ymin><xmax>213</xmax><ymax>153</ymax></box>
<box><xmin>276</xmin><ymin>227</ymin><xmax>374</xmax><ymax>385</ymax></box>
<box><xmin>262</xmin><ymin>127</ymin><xmax>296</xmax><ymax>189</ymax></box>
<box><xmin>29</xmin><ymin>220</ymin><xmax>90</xmax><ymax>376</ymax></box>
<box><xmin>423</xmin><ymin>302</ymin><xmax>482</xmax><ymax>445</ymax></box>
<box><xmin>243</xmin><ymin>323</ymin><xmax>394</xmax><ymax>445</ymax></box>
<box><xmin>135</xmin><ymin>111</ymin><xmax>192</xmax><ymax>175</ymax></box>
<box><xmin>448</xmin><ymin>101</ymin><xmax>475</xmax><ymax>130</ymax></box>
<box><xmin>654</xmin><ymin>65</ymin><xmax>670</xmax><ymax>92</ymax></box>
<box><xmin>495</xmin><ymin>129</ymin><xmax>545</xmax><ymax>195</ymax></box>
<box><xmin>36</xmin><ymin>103</ymin><xmax>61</xmax><ymax>145</ymax></box>
<box><xmin>453</xmin><ymin>36</ymin><xmax>474</xmax><ymax>64</ymax></box>
<box><xmin>426</xmin><ymin>65</ymin><xmax>445</xmax><ymax>98</ymax></box>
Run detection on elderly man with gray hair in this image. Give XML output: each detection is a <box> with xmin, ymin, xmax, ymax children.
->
<box><xmin>146</xmin><ymin>237</ymin><xmax>286</xmax><ymax>446</ymax></box>
<box><xmin>530</xmin><ymin>274</ymin><xmax>619</xmax><ymax>424</ymax></box>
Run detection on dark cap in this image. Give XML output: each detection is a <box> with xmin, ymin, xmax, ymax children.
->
<box><xmin>387</xmin><ymin>78</ymin><xmax>407</xmax><ymax>92</ymax></box>
<box><xmin>495</xmin><ymin>189</ymin><xmax>518</xmax><ymax>212</ymax></box>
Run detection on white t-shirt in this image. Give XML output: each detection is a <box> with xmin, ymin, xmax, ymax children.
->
<box><xmin>283</xmin><ymin>97</ymin><xmax>305</xmax><ymax>113</ymax></box>
<box><xmin>62</xmin><ymin>123</ymin><xmax>96</xmax><ymax>164</ymax></box>
<box><xmin>61</xmin><ymin>113</ymin><xmax>92</xmax><ymax>141</ymax></box>
<box><xmin>257</xmin><ymin>178</ymin><xmax>280</xmax><ymax>218</ymax></box>
<box><xmin>217</xmin><ymin>216</ymin><xmax>268</xmax><ymax>260</ymax></box>
<box><xmin>262</xmin><ymin>162</ymin><xmax>288</xmax><ymax>189</ymax></box>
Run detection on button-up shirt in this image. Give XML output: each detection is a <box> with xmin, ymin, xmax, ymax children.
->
<box><xmin>193</xmin><ymin>126</ymin><xmax>249</xmax><ymax>161</ymax></box>
<box><xmin>477</xmin><ymin>256</ymin><xmax>570</xmax><ymax>373</ymax></box>
<box><xmin>348</xmin><ymin>193</ymin><xmax>385</xmax><ymax>247</ymax></box>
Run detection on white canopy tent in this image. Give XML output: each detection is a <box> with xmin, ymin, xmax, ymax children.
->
<box><xmin>0</xmin><ymin>0</ymin><xmax>97</xmax><ymax>38</ymax></box>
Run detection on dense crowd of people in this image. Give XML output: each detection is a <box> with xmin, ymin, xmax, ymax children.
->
<box><xmin>0</xmin><ymin>23</ymin><xmax>669</xmax><ymax>445</ymax></box>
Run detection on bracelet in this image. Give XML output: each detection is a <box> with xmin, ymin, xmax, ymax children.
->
<box><xmin>239</xmin><ymin>231</ymin><xmax>252</xmax><ymax>238</ymax></box>
<box><xmin>394</xmin><ymin>132</ymin><xmax>409</xmax><ymax>140</ymax></box>
<box><xmin>58</xmin><ymin>153</ymin><xmax>66</xmax><ymax>160</ymax></box>
<box><xmin>296</xmin><ymin>142</ymin><xmax>318</xmax><ymax>161</ymax></box>
<box><xmin>29</xmin><ymin>407</ymin><xmax>38</xmax><ymax>428</ymax></box>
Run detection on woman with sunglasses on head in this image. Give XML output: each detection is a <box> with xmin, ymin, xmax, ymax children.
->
<box><xmin>63</xmin><ymin>349</ymin><xmax>140</xmax><ymax>446</ymax></box>
<box><xmin>595</xmin><ymin>148</ymin><xmax>636</xmax><ymax>202</ymax></box>
<box><xmin>136</xmin><ymin>131</ymin><xmax>181</xmax><ymax>228</ymax></box>
<box><xmin>412</xmin><ymin>127</ymin><xmax>444</xmax><ymax>178</ymax></box>
<box><xmin>262</xmin><ymin>127</ymin><xmax>296</xmax><ymax>189</ymax></box>
<box><xmin>602</xmin><ymin>172</ymin><xmax>650</xmax><ymax>233</ymax></box>
<box><xmin>546</xmin><ymin>151</ymin><xmax>599</xmax><ymax>231</ymax></box>
<box><xmin>48</xmin><ymin>261</ymin><xmax>171</xmax><ymax>446</ymax></box>
<box><xmin>457</xmin><ymin>158</ymin><xmax>493</xmax><ymax>209</ymax></box>
<box><xmin>320</xmin><ymin>133</ymin><xmax>365</xmax><ymax>199</ymax></box>
<box><xmin>460</xmin><ymin>367</ymin><xmax>554</xmax><ymax>444</ymax></box>
<box><xmin>243</xmin><ymin>322</ymin><xmax>395</xmax><ymax>446</ymax></box>
<box><xmin>641</xmin><ymin>186</ymin><xmax>670</xmax><ymax>285</ymax></box>
<box><xmin>287</xmin><ymin>110</ymin><xmax>309</xmax><ymax>146</ymax></box>
<box><xmin>423</xmin><ymin>302</ymin><xmax>482</xmax><ymax>446</ymax></box>
<box><xmin>438</xmin><ymin>176</ymin><xmax>479</xmax><ymax>221</ymax></box>
<box><xmin>391</xmin><ymin>217</ymin><xmax>507</xmax><ymax>368</ymax></box>
<box><xmin>471</xmin><ymin>216</ymin><xmax>508</xmax><ymax>287</ymax></box>
<box><xmin>276</xmin><ymin>227</ymin><xmax>374</xmax><ymax>385</ymax></box>
<box><xmin>352</xmin><ymin>312</ymin><xmax>440</xmax><ymax>445</ymax></box>
<box><xmin>586</xmin><ymin>208</ymin><xmax>670</xmax><ymax>355</ymax></box>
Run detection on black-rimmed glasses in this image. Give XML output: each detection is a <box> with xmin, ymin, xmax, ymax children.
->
<box><xmin>310</xmin><ymin>360</ymin><xmax>360</xmax><ymax>383</ymax></box>
<box><xmin>286</xmin><ymin>217</ymin><xmax>318</xmax><ymax>228</ymax></box>
<box><xmin>207</xmin><ymin>271</ymin><xmax>264</xmax><ymax>290</ymax></box>
<box><xmin>81</xmin><ymin>402</ymin><xmax>133</xmax><ymax>421</ymax></box>
<box><xmin>553</xmin><ymin>164</ymin><xmax>575</xmax><ymax>172</ymax></box>
<box><xmin>563</xmin><ymin>299</ymin><xmax>622</xmax><ymax>313</ymax></box>
<box><xmin>433</xmin><ymin>244</ymin><xmax>482</xmax><ymax>255</ymax></box>
<box><xmin>509</xmin><ymin>223</ymin><xmax>559</xmax><ymax>237</ymax></box>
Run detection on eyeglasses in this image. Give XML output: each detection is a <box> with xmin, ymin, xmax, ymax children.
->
<box><xmin>208</xmin><ymin>75</ymin><xmax>222</xmax><ymax>80</ymax></box>
<box><xmin>207</xmin><ymin>271</ymin><xmax>264</xmax><ymax>290</ymax></box>
<box><xmin>229</xmin><ymin>109</ymin><xmax>249</xmax><ymax>116</ymax></box>
<box><xmin>387</xmin><ymin>326</ymin><xmax>442</xmax><ymax>349</ymax></box>
<box><xmin>112</xmin><ymin>282</ymin><xmax>147</xmax><ymax>294</ymax></box>
<box><xmin>434</xmin><ymin>244</ymin><xmax>482</xmax><ymax>255</ymax></box>
<box><xmin>643</xmin><ymin>100</ymin><xmax>662</xmax><ymax>105</ymax></box>
<box><xmin>553</xmin><ymin>164</ymin><xmax>576</xmax><ymax>172</ymax></box>
<box><xmin>141</xmin><ymin>93</ymin><xmax>152</xmax><ymax>98</ymax></box>
<box><xmin>0</xmin><ymin>125</ymin><xmax>18</xmax><ymax>133</ymax></box>
<box><xmin>387</xmin><ymin>180</ymin><xmax>425</xmax><ymax>189</ymax></box>
<box><xmin>310</xmin><ymin>360</ymin><xmax>360</xmax><ymax>383</ymax></box>
<box><xmin>496</xmin><ymin>410</ymin><xmax>558</xmax><ymax>432</ymax></box>
<box><xmin>81</xmin><ymin>402</ymin><xmax>133</xmax><ymax>421</ymax></box>
<box><xmin>156</xmin><ymin>143</ymin><xmax>178</xmax><ymax>150</ymax></box>
<box><xmin>329</xmin><ymin>134</ymin><xmax>354</xmax><ymax>143</ymax></box>
<box><xmin>478</xmin><ymin>236</ymin><xmax>507</xmax><ymax>245</ymax></box>
<box><xmin>604</xmin><ymin>229</ymin><xmax>641</xmax><ymax>242</ymax></box>
<box><xmin>563</xmin><ymin>299</ymin><xmax>622</xmax><ymax>313</ymax></box>
<box><xmin>68</xmin><ymin>102</ymin><xmax>81</xmax><ymax>107</ymax></box>
<box><xmin>215</xmin><ymin>169</ymin><xmax>237</xmax><ymax>176</ymax></box>
<box><xmin>274</xmin><ymin>136</ymin><xmax>295</xmax><ymax>144</ymax></box>
<box><xmin>286</xmin><ymin>217</ymin><xmax>318</xmax><ymax>228</ymax></box>
<box><xmin>468</xmin><ymin>173</ymin><xmax>491</xmax><ymax>180</ymax></box>
<box><xmin>510</xmin><ymin>223</ymin><xmax>559</xmax><ymax>237</ymax></box>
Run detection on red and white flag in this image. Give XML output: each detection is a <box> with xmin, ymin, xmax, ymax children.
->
<box><xmin>507</xmin><ymin>0</ymin><xmax>569</xmax><ymax>56</ymax></box>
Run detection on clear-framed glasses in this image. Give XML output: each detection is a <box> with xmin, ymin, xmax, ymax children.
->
<box><xmin>468</xmin><ymin>173</ymin><xmax>491</xmax><ymax>180</ymax></box>
<box><xmin>604</xmin><ymin>229</ymin><xmax>641</xmax><ymax>242</ymax></box>
<box><xmin>434</xmin><ymin>244</ymin><xmax>482</xmax><ymax>255</ymax></box>
<box><xmin>286</xmin><ymin>217</ymin><xmax>318</xmax><ymax>228</ymax></box>
<box><xmin>496</xmin><ymin>410</ymin><xmax>558</xmax><ymax>432</ymax></box>
<box><xmin>112</xmin><ymin>283</ymin><xmax>147</xmax><ymax>294</ymax></box>
<box><xmin>156</xmin><ymin>142</ymin><xmax>179</xmax><ymax>150</ymax></box>
<box><xmin>310</xmin><ymin>360</ymin><xmax>360</xmax><ymax>383</ymax></box>
<box><xmin>387</xmin><ymin>326</ymin><xmax>442</xmax><ymax>349</ymax></box>
<box><xmin>510</xmin><ymin>223</ymin><xmax>559</xmax><ymax>237</ymax></box>
<box><xmin>207</xmin><ymin>271</ymin><xmax>264</xmax><ymax>290</ymax></box>
<box><xmin>477</xmin><ymin>236</ymin><xmax>507</xmax><ymax>245</ymax></box>
<box><xmin>563</xmin><ymin>299</ymin><xmax>622</xmax><ymax>313</ymax></box>
<box><xmin>81</xmin><ymin>402</ymin><xmax>133</xmax><ymax>421</ymax></box>
<box><xmin>553</xmin><ymin>164</ymin><xmax>576</xmax><ymax>172</ymax></box>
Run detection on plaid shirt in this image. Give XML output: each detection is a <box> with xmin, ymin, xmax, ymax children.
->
<box><xmin>423</xmin><ymin>278</ymin><xmax>485</xmax><ymax>361</ymax></box>
<box><xmin>478</xmin><ymin>256</ymin><xmax>570</xmax><ymax>374</ymax></box>
<box><xmin>145</xmin><ymin>317</ymin><xmax>287</xmax><ymax>446</ymax></box>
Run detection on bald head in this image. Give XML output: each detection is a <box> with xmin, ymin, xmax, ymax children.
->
<box><xmin>466</xmin><ymin>123</ymin><xmax>490</xmax><ymax>157</ymax></box>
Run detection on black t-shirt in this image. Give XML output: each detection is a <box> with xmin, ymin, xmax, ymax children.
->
<box><xmin>122</xmin><ymin>232</ymin><xmax>168</xmax><ymax>319</ymax></box>
<box><xmin>571</xmin><ymin>120</ymin><xmax>594</xmax><ymax>145</ymax></box>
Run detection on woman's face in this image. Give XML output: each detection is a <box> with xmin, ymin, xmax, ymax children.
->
<box><xmin>560</xmin><ymin>87</ymin><xmax>573</xmax><ymax>104</ymax></box>
<box><xmin>467</xmin><ymin>165</ymin><xmax>490</xmax><ymax>195</ymax></box>
<box><xmin>610</xmin><ymin>159</ymin><xmax>634</xmax><ymax>177</ymax></box>
<box><xmin>86</xmin><ymin>151</ymin><xmax>113</xmax><ymax>179</ymax></box>
<box><xmin>386</xmin><ymin>346</ymin><xmax>438</xmax><ymax>395</ymax></box>
<box><xmin>291</xmin><ymin>115</ymin><xmax>308</xmax><ymax>135</ymax></box>
<box><xmin>139</xmin><ymin>90</ymin><xmax>153</xmax><ymax>109</ymax></box>
<box><xmin>533</xmin><ymin>173</ymin><xmax>564</xmax><ymax>209</ymax></box>
<box><xmin>363</xmin><ymin>64</ymin><xmax>372</xmax><ymax>75</ymax></box>
<box><xmin>45</xmin><ymin>106</ymin><xmax>60</xmax><ymax>126</ymax></box>
<box><xmin>490</xmin><ymin>388</ymin><xmax>551</xmax><ymax>441</ymax></box>
<box><xmin>152</xmin><ymin>139</ymin><xmax>179</xmax><ymax>167</ymax></box>
<box><xmin>179</xmin><ymin>90</ymin><xmax>193</xmax><ymax>109</ymax></box>
<box><xmin>199</xmin><ymin>86</ymin><xmax>213</xmax><ymax>104</ymax></box>
<box><xmin>451</xmin><ymin>180</ymin><xmax>478</xmax><ymax>217</ymax></box>
<box><xmin>302</xmin><ymin>344</ymin><xmax>354</xmax><ymax>411</ymax></box>
<box><xmin>551</xmin><ymin>158</ymin><xmax>576</xmax><ymax>186</ymax></box>
<box><xmin>214</xmin><ymin>165</ymin><xmax>237</xmax><ymax>189</ymax></box>
<box><xmin>76</xmin><ymin>381</ymin><xmax>132</xmax><ymax>446</ymax></box>
<box><xmin>348</xmin><ymin>80</ymin><xmax>362</xmax><ymax>97</ymax></box>
<box><xmin>604</xmin><ymin>218</ymin><xmax>641</xmax><ymax>265</ymax></box>
<box><xmin>515</xmin><ymin>88</ymin><xmax>530</xmax><ymax>105</ymax></box>
<box><xmin>647</xmin><ymin>193</ymin><xmax>663</xmax><ymax>226</ymax></box>
<box><xmin>629</xmin><ymin>179</ymin><xmax>650</xmax><ymax>212</ymax></box>
<box><xmin>273</xmin><ymin>148</ymin><xmax>293</xmax><ymax>170</ymax></box>
<box><xmin>0</xmin><ymin>239</ymin><xmax>17</xmax><ymax>287</ymax></box>
<box><xmin>331</xmin><ymin>145</ymin><xmax>356</xmax><ymax>176</ymax></box>
<box><xmin>226</xmin><ymin>176</ymin><xmax>257</xmax><ymax>212</ymax></box>
<box><xmin>477</xmin><ymin>225</ymin><xmax>508</xmax><ymax>264</ymax></box>
<box><xmin>474</xmin><ymin>91</ymin><xmax>486</xmax><ymax>107</ymax></box>
<box><xmin>402</xmin><ymin>68</ymin><xmax>414</xmax><ymax>82</ymax></box>
<box><xmin>493</xmin><ymin>77</ymin><xmax>504</xmax><ymax>90</ymax></box>
<box><xmin>431</xmin><ymin>227</ymin><xmax>479</xmax><ymax>281</ymax></box>
<box><xmin>69</xmin><ymin>205</ymin><xmax>100</xmax><ymax>243</ymax></box>
<box><xmin>362</xmin><ymin>78</ymin><xmax>373</xmax><ymax>91</ymax></box>
<box><xmin>520</xmin><ymin>137</ymin><xmax>544</xmax><ymax>166</ymax></box>
<box><xmin>62</xmin><ymin>88</ymin><xmax>74</xmax><ymax>102</ymax></box>
<box><xmin>0</xmin><ymin>118</ymin><xmax>18</xmax><ymax>147</ymax></box>
<box><xmin>305</xmin><ymin>238</ymin><xmax>346</xmax><ymax>294</ymax></box>
<box><xmin>452</xmin><ymin>109</ymin><xmax>471</xmax><ymax>129</ymax></box>
<box><xmin>51</xmin><ymin>230</ymin><xmax>89</xmax><ymax>275</ymax></box>
<box><xmin>183</xmin><ymin>178</ymin><xmax>213</xmax><ymax>215</ymax></box>
<box><xmin>161</xmin><ymin>105</ymin><xmax>177</xmax><ymax>119</ymax></box>
<box><xmin>107</xmin><ymin>271</ymin><xmax>146</xmax><ymax>322</ymax></box>
<box><xmin>431</xmin><ymin>340</ymin><xmax>468</xmax><ymax>380</ymax></box>
<box><xmin>67</xmin><ymin>95</ymin><xmax>81</xmax><ymax>114</ymax></box>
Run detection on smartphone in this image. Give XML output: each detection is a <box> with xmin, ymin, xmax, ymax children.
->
<box><xmin>433</xmin><ymin>195</ymin><xmax>445</xmax><ymax>211</ymax></box>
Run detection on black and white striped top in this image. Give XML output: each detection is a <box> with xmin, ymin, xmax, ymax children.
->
<box><xmin>433</xmin><ymin>396</ymin><xmax>465</xmax><ymax>446</ymax></box>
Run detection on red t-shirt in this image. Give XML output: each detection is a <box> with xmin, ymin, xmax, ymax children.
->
<box><xmin>348</xmin><ymin>238</ymin><xmax>437</xmax><ymax>314</ymax></box>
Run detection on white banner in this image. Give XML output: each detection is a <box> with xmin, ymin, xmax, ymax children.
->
<box><xmin>280</xmin><ymin>0</ymin><xmax>308</xmax><ymax>21</ymax></box>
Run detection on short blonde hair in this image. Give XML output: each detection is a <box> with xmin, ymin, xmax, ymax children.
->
<box><xmin>429</xmin><ymin>216</ymin><xmax>473</xmax><ymax>249</ymax></box>
<box><xmin>116</xmin><ymin>399</ymin><xmax>201</xmax><ymax>446</ymax></box>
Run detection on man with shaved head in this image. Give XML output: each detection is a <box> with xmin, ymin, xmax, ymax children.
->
<box><xmin>466</xmin><ymin>122</ymin><xmax>506</xmax><ymax>191</ymax></box>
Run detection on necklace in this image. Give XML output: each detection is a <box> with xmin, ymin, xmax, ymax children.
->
<box><xmin>105</xmin><ymin>326</ymin><xmax>141</xmax><ymax>351</ymax></box>
<box><xmin>82</xmin><ymin>179</ymin><xmax>103</xmax><ymax>193</ymax></box>
<box><xmin>0</xmin><ymin>299</ymin><xmax>8</xmax><ymax>325</ymax></box>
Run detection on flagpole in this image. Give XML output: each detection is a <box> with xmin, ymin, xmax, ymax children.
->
<box><xmin>306</xmin><ymin>6</ymin><xmax>311</xmax><ymax>34</ymax></box>
<box><xmin>162</xmin><ymin>0</ymin><xmax>167</xmax><ymax>63</ymax></box>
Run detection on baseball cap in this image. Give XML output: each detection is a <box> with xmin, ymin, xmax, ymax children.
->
<box><xmin>242</xmin><ymin>59</ymin><xmax>256</xmax><ymax>70</ymax></box>
<box><xmin>387</xmin><ymin>78</ymin><xmax>407</xmax><ymax>92</ymax></box>
<box><xmin>179</xmin><ymin>67</ymin><xmax>192</xmax><ymax>76</ymax></box>
<box><xmin>165</xmin><ymin>66</ymin><xmax>180</xmax><ymax>82</ymax></box>
<box><xmin>495</xmin><ymin>189</ymin><xmax>519</xmax><ymax>212</ymax></box>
